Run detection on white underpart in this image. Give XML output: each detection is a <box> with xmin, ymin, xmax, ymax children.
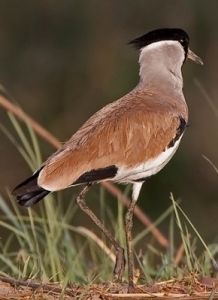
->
<box><xmin>114</xmin><ymin>136</ymin><xmax>183</xmax><ymax>183</ymax></box>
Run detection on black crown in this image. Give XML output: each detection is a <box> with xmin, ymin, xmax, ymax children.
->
<box><xmin>129</xmin><ymin>28</ymin><xmax>189</xmax><ymax>53</ymax></box>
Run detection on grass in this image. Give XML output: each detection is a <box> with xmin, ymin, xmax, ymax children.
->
<box><xmin>0</xmin><ymin>94</ymin><xmax>218</xmax><ymax>289</ymax></box>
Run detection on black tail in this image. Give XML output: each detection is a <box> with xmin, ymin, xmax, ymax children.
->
<box><xmin>12</xmin><ymin>168</ymin><xmax>50</xmax><ymax>207</ymax></box>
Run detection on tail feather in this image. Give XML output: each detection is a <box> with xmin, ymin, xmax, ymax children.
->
<box><xmin>12</xmin><ymin>168</ymin><xmax>50</xmax><ymax>207</ymax></box>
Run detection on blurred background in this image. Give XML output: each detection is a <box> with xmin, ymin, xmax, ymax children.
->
<box><xmin>0</xmin><ymin>0</ymin><xmax>217</xmax><ymax>242</ymax></box>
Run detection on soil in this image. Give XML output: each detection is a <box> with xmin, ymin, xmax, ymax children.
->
<box><xmin>0</xmin><ymin>275</ymin><xmax>218</xmax><ymax>299</ymax></box>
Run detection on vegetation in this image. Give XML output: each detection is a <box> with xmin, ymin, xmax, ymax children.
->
<box><xmin>0</xmin><ymin>3</ymin><xmax>216</xmax><ymax>297</ymax></box>
<box><xmin>0</xmin><ymin>93</ymin><xmax>217</xmax><ymax>293</ymax></box>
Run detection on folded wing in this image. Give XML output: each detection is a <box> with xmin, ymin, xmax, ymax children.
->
<box><xmin>38</xmin><ymin>91</ymin><xmax>187</xmax><ymax>191</ymax></box>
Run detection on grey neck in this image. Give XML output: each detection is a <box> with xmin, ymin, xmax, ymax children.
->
<box><xmin>138</xmin><ymin>41</ymin><xmax>185</xmax><ymax>94</ymax></box>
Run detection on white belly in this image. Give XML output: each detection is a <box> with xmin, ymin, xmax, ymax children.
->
<box><xmin>114</xmin><ymin>136</ymin><xmax>182</xmax><ymax>183</ymax></box>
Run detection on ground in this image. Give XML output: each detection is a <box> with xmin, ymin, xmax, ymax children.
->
<box><xmin>0</xmin><ymin>275</ymin><xmax>218</xmax><ymax>299</ymax></box>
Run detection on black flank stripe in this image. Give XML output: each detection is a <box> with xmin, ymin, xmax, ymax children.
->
<box><xmin>168</xmin><ymin>117</ymin><xmax>187</xmax><ymax>148</ymax></box>
<box><xmin>73</xmin><ymin>165</ymin><xmax>118</xmax><ymax>185</ymax></box>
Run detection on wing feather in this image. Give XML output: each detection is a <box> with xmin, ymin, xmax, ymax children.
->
<box><xmin>38</xmin><ymin>90</ymin><xmax>188</xmax><ymax>191</ymax></box>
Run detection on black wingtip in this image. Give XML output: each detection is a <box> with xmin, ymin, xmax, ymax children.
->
<box><xmin>13</xmin><ymin>167</ymin><xmax>49</xmax><ymax>207</ymax></box>
<box><xmin>16</xmin><ymin>190</ymin><xmax>50</xmax><ymax>207</ymax></box>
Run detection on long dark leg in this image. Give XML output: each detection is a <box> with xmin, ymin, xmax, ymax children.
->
<box><xmin>125</xmin><ymin>182</ymin><xmax>143</xmax><ymax>292</ymax></box>
<box><xmin>76</xmin><ymin>185</ymin><xmax>125</xmax><ymax>281</ymax></box>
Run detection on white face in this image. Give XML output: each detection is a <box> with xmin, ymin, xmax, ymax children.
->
<box><xmin>139</xmin><ymin>40</ymin><xmax>185</xmax><ymax>66</ymax></box>
<box><xmin>140</xmin><ymin>40</ymin><xmax>184</xmax><ymax>52</ymax></box>
<box><xmin>138</xmin><ymin>40</ymin><xmax>185</xmax><ymax>88</ymax></box>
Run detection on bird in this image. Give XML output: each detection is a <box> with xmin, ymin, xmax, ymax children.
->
<box><xmin>12</xmin><ymin>28</ymin><xmax>203</xmax><ymax>291</ymax></box>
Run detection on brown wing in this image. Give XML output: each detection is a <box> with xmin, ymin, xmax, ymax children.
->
<box><xmin>38</xmin><ymin>90</ymin><xmax>188</xmax><ymax>191</ymax></box>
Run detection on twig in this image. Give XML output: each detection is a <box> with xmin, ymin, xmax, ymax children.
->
<box><xmin>0</xmin><ymin>94</ymin><xmax>59</xmax><ymax>149</ymax></box>
<box><xmin>0</xmin><ymin>275</ymin><xmax>74</xmax><ymax>297</ymax></box>
<box><xmin>74</xmin><ymin>226</ymin><xmax>116</xmax><ymax>263</ymax></box>
<box><xmin>202</xmin><ymin>154</ymin><xmax>218</xmax><ymax>175</ymax></box>
<box><xmin>175</xmin><ymin>242</ymin><xmax>185</xmax><ymax>265</ymax></box>
<box><xmin>102</xmin><ymin>181</ymin><xmax>169</xmax><ymax>247</ymax></box>
<box><xmin>0</xmin><ymin>91</ymin><xmax>169</xmax><ymax>248</ymax></box>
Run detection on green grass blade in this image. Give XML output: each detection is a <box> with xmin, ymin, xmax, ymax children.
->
<box><xmin>8</xmin><ymin>113</ymin><xmax>36</xmax><ymax>168</ymax></box>
<box><xmin>170</xmin><ymin>193</ymin><xmax>193</xmax><ymax>271</ymax></box>
<box><xmin>174</xmin><ymin>200</ymin><xmax>218</xmax><ymax>269</ymax></box>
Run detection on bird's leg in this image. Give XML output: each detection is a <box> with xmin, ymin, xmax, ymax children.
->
<box><xmin>125</xmin><ymin>182</ymin><xmax>143</xmax><ymax>292</ymax></box>
<box><xmin>76</xmin><ymin>184</ymin><xmax>125</xmax><ymax>281</ymax></box>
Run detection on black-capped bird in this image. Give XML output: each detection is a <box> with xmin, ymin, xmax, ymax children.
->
<box><xmin>13</xmin><ymin>28</ymin><xmax>203</xmax><ymax>291</ymax></box>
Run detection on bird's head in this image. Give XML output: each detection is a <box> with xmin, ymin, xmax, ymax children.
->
<box><xmin>129</xmin><ymin>28</ymin><xmax>203</xmax><ymax>88</ymax></box>
<box><xmin>129</xmin><ymin>28</ymin><xmax>203</xmax><ymax>66</ymax></box>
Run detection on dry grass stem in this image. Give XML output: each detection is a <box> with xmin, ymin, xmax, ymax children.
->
<box><xmin>175</xmin><ymin>242</ymin><xmax>185</xmax><ymax>265</ymax></box>
<box><xmin>0</xmin><ymin>94</ymin><xmax>60</xmax><ymax>149</ymax></box>
<box><xmin>103</xmin><ymin>181</ymin><xmax>169</xmax><ymax>247</ymax></box>
<box><xmin>74</xmin><ymin>226</ymin><xmax>116</xmax><ymax>263</ymax></box>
